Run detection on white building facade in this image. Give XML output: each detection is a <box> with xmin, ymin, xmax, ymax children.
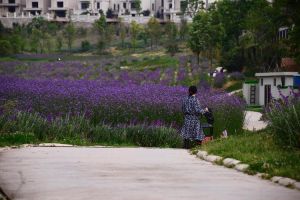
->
<box><xmin>0</xmin><ymin>0</ymin><xmax>188</xmax><ymax>26</ymax></box>
<box><xmin>243</xmin><ymin>72</ymin><xmax>300</xmax><ymax>106</ymax></box>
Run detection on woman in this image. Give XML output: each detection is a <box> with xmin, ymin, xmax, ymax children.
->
<box><xmin>181</xmin><ymin>86</ymin><xmax>208</xmax><ymax>149</ymax></box>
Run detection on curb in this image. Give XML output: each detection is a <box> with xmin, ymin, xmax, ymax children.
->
<box><xmin>195</xmin><ymin>150</ymin><xmax>300</xmax><ymax>191</ymax></box>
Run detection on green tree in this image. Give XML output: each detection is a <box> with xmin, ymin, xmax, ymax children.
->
<box><xmin>165</xmin><ymin>21</ymin><xmax>178</xmax><ymax>56</ymax></box>
<box><xmin>179</xmin><ymin>18</ymin><xmax>189</xmax><ymax>41</ymax></box>
<box><xmin>119</xmin><ymin>20</ymin><xmax>127</xmax><ymax>48</ymax></box>
<box><xmin>188</xmin><ymin>12</ymin><xmax>212</xmax><ymax>64</ymax></box>
<box><xmin>133</xmin><ymin>0</ymin><xmax>142</xmax><ymax>15</ymax></box>
<box><xmin>94</xmin><ymin>15</ymin><xmax>107</xmax><ymax>53</ymax></box>
<box><xmin>130</xmin><ymin>21</ymin><xmax>140</xmax><ymax>52</ymax></box>
<box><xmin>146</xmin><ymin>17</ymin><xmax>160</xmax><ymax>49</ymax></box>
<box><xmin>63</xmin><ymin>22</ymin><xmax>76</xmax><ymax>52</ymax></box>
<box><xmin>56</xmin><ymin>36</ymin><xmax>63</xmax><ymax>52</ymax></box>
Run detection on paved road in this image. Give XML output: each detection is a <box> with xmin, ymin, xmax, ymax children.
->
<box><xmin>0</xmin><ymin>147</ymin><xmax>299</xmax><ymax>200</ymax></box>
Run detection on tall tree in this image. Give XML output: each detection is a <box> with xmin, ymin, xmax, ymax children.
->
<box><xmin>63</xmin><ymin>22</ymin><xmax>76</xmax><ymax>52</ymax></box>
<box><xmin>94</xmin><ymin>15</ymin><xmax>107</xmax><ymax>53</ymax></box>
<box><xmin>165</xmin><ymin>21</ymin><xmax>178</xmax><ymax>56</ymax></box>
<box><xmin>188</xmin><ymin>11</ymin><xmax>222</xmax><ymax>64</ymax></box>
<box><xmin>130</xmin><ymin>21</ymin><xmax>140</xmax><ymax>52</ymax></box>
<box><xmin>146</xmin><ymin>17</ymin><xmax>160</xmax><ymax>49</ymax></box>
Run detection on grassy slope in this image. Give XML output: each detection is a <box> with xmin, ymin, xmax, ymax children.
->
<box><xmin>200</xmin><ymin>131</ymin><xmax>300</xmax><ymax>181</ymax></box>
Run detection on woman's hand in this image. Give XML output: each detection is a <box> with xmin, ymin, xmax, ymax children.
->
<box><xmin>205</xmin><ymin>107</ymin><xmax>209</xmax><ymax>112</ymax></box>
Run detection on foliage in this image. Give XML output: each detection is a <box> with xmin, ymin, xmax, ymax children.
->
<box><xmin>0</xmin><ymin>40</ymin><xmax>12</xmax><ymax>56</ymax></box>
<box><xmin>267</xmin><ymin>93</ymin><xmax>300</xmax><ymax>148</ymax></box>
<box><xmin>146</xmin><ymin>17</ymin><xmax>161</xmax><ymax>49</ymax></box>
<box><xmin>63</xmin><ymin>22</ymin><xmax>76</xmax><ymax>51</ymax></box>
<box><xmin>130</xmin><ymin>21</ymin><xmax>141</xmax><ymax>51</ymax></box>
<box><xmin>184</xmin><ymin>0</ymin><xmax>205</xmax><ymax>17</ymax></box>
<box><xmin>81</xmin><ymin>40</ymin><xmax>91</xmax><ymax>52</ymax></box>
<box><xmin>188</xmin><ymin>11</ymin><xmax>222</xmax><ymax>64</ymax></box>
<box><xmin>94</xmin><ymin>15</ymin><xmax>108</xmax><ymax>53</ymax></box>
<box><xmin>164</xmin><ymin>21</ymin><xmax>179</xmax><ymax>56</ymax></box>
<box><xmin>0</xmin><ymin>112</ymin><xmax>182</xmax><ymax>148</ymax></box>
<box><xmin>132</xmin><ymin>0</ymin><xmax>142</xmax><ymax>14</ymax></box>
<box><xmin>200</xmin><ymin>130</ymin><xmax>300</xmax><ymax>181</ymax></box>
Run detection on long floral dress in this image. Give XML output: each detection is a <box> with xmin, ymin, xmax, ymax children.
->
<box><xmin>180</xmin><ymin>95</ymin><xmax>206</xmax><ymax>141</ymax></box>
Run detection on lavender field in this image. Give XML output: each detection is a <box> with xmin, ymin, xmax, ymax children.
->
<box><xmin>0</xmin><ymin>56</ymin><xmax>245</xmax><ymax>147</ymax></box>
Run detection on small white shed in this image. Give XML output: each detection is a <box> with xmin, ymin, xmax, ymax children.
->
<box><xmin>243</xmin><ymin>72</ymin><xmax>300</xmax><ymax>106</ymax></box>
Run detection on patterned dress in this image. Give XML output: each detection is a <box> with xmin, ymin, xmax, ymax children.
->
<box><xmin>180</xmin><ymin>95</ymin><xmax>206</xmax><ymax>141</ymax></box>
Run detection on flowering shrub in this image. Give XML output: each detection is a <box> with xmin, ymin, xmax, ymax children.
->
<box><xmin>214</xmin><ymin>72</ymin><xmax>226</xmax><ymax>88</ymax></box>
<box><xmin>267</xmin><ymin>89</ymin><xmax>300</xmax><ymax>148</ymax></box>
<box><xmin>0</xmin><ymin>76</ymin><xmax>245</xmax><ymax>137</ymax></box>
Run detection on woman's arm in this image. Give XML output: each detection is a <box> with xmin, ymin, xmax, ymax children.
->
<box><xmin>195</xmin><ymin>99</ymin><xmax>206</xmax><ymax>115</ymax></box>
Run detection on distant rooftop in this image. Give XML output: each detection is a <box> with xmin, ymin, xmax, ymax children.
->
<box><xmin>255</xmin><ymin>72</ymin><xmax>300</xmax><ymax>77</ymax></box>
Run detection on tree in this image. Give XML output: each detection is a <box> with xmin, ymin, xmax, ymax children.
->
<box><xmin>188</xmin><ymin>12</ymin><xmax>212</xmax><ymax>64</ymax></box>
<box><xmin>132</xmin><ymin>0</ymin><xmax>142</xmax><ymax>15</ymax></box>
<box><xmin>185</xmin><ymin>0</ymin><xmax>205</xmax><ymax>18</ymax></box>
<box><xmin>165</xmin><ymin>21</ymin><xmax>178</xmax><ymax>56</ymax></box>
<box><xmin>130</xmin><ymin>21</ymin><xmax>140</xmax><ymax>52</ymax></box>
<box><xmin>146</xmin><ymin>17</ymin><xmax>160</xmax><ymax>49</ymax></box>
<box><xmin>63</xmin><ymin>22</ymin><xmax>76</xmax><ymax>52</ymax></box>
<box><xmin>179</xmin><ymin>18</ymin><xmax>189</xmax><ymax>41</ymax></box>
<box><xmin>94</xmin><ymin>15</ymin><xmax>108</xmax><ymax>53</ymax></box>
<box><xmin>56</xmin><ymin>36</ymin><xmax>63</xmax><ymax>52</ymax></box>
<box><xmin>119</xmin><ymin>20</ymin><xmax>127</xmax><ymax>48</ymax></box>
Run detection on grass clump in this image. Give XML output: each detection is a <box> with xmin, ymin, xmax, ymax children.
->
<box><xmin>200</xmin><ymin>130</ymin><xmax>300</xmax><ymax>181</ymax></box>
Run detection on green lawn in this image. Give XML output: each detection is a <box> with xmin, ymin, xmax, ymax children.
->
<box><xmin>199</xmin><ymin>130</ymin><xmax>300</xmax><ymax>181</ymax></box>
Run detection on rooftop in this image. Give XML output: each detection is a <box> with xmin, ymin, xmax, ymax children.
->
<box><xmin>255</xmin><ymin>72</ymin><xmax>300</xmax><ymax>77</ymax></box>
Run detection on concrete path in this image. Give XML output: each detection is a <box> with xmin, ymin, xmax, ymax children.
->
<box><xmin>243</xmin><ymin>111</ymin><xmax>268</xmax><ymax>131</ymax></box>
<box><xmin>0</xmin><ymin>147</ymin><xmax>299</xmax><ymax>200</ymax></box>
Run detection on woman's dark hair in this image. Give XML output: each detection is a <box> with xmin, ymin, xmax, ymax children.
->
<box><xmin>188</xmin><ymin>86</ymin><xmax>197</xmax><ymax>96</ymax></box>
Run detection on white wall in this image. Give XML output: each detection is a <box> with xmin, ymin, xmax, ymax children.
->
<box><xmin>258</xmin><ymin>76</ymin><xmax>295</xmax><ymax>106</ymax></box>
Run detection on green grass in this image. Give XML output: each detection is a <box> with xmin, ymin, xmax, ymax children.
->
<box><xmin>199</xmin><ymin>130</ymin><xmax>300</xmax><ymax>181</ymax></box>
<box><xmin>123</xmin><ymin>56</ymin><xmax>178</xmax><ymax>70</ymax></box>
<box><xmin>246</xmin><ymin>105</ymin><xmax>263</xmax><ymax>112</ymax></box>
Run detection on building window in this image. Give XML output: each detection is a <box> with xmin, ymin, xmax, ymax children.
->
<box><xmin>169</xmin><ymin>3</ymin><xmax>172</xmax><ymax>9</ymax></box>
<box><xmin>123</xmin><ymin>2</ymin><xmax>126</xmax><ymax>9</ymax></box>
<box><xmin>32</xmin><ymin>2</ymin><xmax>38</xmax><ymax>8</ymax></box>
<box><xmin>97</xmin><ymin>2</ymin><xmax>100</xmax><ymax>9</ymax></box>
<box><xmin>261</xmin><ymin>78</ymin><xmax>263</xmax><ymax>86</ymax></box>
<box><xmin>281</xmin><ymin>76</ymin><xmax>285</xmax><ymax>87</ymax></box>
<box><xmin>274</xmin><ymin>78</ymin><xmax>276</xmax><ymax>86</ymax></box>
<box><xmin>8</xmin><ymin>0</ymin><xmax>15</xmax><ymax>4</ymax></box>
<box><xmin>57</xmin><ymin>2</ymin><xmax>64</xmax><ymax>8</ymax></box>
<box><xmin>152</xmin><ymin>3</ymin><xmax>154</xmax><ymax>11</ymax></box>
<box><xmin>114</xmin><ymin>4</ymin><xmax>116</xmax><ymax>10</ymax></box>
<box><xmin>8</xmin><ymin>6</ymin><xmax>16</xmax><ymax>12</ymax></box>
<box><xmin>81</xmin><ymin>2</ymin><xmax>90</xmax><ymax>10</ymax></box>
<box><xmin>118</xmin><ymin>4</ymin><xmax>119</xmax><ymax>11</ymax></box>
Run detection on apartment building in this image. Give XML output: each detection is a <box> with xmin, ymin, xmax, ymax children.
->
<box><xmin>0</xmin><ymin>0</ymin><xmax>25</xmax><ymax>16</ymax></box>
<box><xmin>0</xmin><ymin>0</ymin><xmax>186</xmax><ymax>25</ymax></box>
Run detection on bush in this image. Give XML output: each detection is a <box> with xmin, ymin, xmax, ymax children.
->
<box><xmin>267</xmin><ymin>98</ymin><xmax>300</xmax><ymax>148</ymax></box>
<box><xmin>81</xmin><ymin>40</ymin><xmax>91</xmax><ymax>52</ymax></box>
<box><xmin>0</xmin><ymin>112</ymin><xmax>183</xmax><ymax>148</ymax></box>
<box><xmin>0</xmin><ymin>40</ymin><xmax>12</xmax><ymax>56</ymax></box>
<box><xmin>213</xmin><ymin>72</ymin><xmax>226</xmax><ymax>88</ymax></box>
